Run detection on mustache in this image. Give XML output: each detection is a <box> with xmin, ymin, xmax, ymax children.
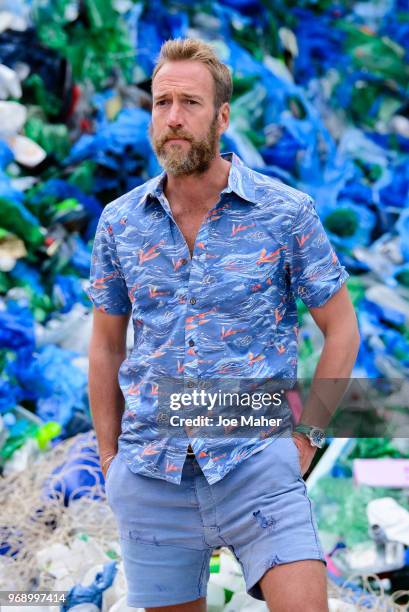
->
<box><xmin>157</xmin><ymin>131</ymin><xmax>193</xmax><ymax>146</ymax></box>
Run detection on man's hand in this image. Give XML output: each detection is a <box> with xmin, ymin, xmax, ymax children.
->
<box><xmin>101</xmin><ymin>453</ymin><xmax>117</xmax><ymax>479</ymax></box>
<box><xmin>291</xmin><ymin>432</ymin><xmax>317</xmax><ymax>476</ymax></box>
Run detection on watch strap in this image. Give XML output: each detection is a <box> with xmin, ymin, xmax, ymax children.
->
<box><xmin>294</xmin><ymin>424</ymin><xmax>325</xmax><ymax>434</ymax></box>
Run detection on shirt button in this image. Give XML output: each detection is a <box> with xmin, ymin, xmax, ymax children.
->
<box><xmin>190</xmin><ymin>297</ymin><xmax>196</xmax><ymax>305</ymax></box>
<box><xmin>188</xmin><ymin>339</ymin><xmax>195</xmax><ymax>347</ymax></box>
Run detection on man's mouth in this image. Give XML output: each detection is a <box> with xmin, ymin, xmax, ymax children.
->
<box><xmin>165</xmin><ymin>137</ymin><xmax>190</xmax><ymax>143</ymax></box>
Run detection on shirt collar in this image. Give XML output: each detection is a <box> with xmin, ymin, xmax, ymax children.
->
<box><xmin>141</xmin><ymin>151</ymin><xmax>257</xmax><ymax>206</ymax></box>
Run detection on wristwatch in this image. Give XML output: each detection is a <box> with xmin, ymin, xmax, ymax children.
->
<box><xmin>293</xmin><ymin>424</ymin><xmax>326</xmax><ymax>448</ymax></box>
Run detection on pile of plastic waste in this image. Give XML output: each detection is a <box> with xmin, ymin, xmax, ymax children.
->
<box><xmin>0</xmin><ymin>0</ymin><xmax>408</xmax><ymax>455</ymax></box>
<box><xmin>1</xmin><ymin>0</ymin><xmax>408</xmax><ymax>428</ymax></box>
<box><xmin>308</xmin><ymin>437</ymin><xmax>409</xmax><ymax>607</ymax></box>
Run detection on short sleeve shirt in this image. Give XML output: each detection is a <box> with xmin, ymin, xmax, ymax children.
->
<box><xmin>87</xmin><ymin>152</ymin><xmax>349</xmax><ymax>484</ymax></box>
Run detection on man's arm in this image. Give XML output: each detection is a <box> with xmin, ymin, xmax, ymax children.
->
<box><xmin>88</xmin><ymin>307</ymin><xmax>131</xmax><ymax>477</ymax></box>
<box><xmin>299</xmin><ymin>283</ymin><xmax>360</xmax><ymax>429</ymax></box>
<box><xmin>292</xmin><ymin>284</ymin><xmax>360</xmax><ymax>474</ymax></box>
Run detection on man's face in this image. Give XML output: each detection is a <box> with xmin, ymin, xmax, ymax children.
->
<box><xmin>149</xmin><ymin>60</ymin><xmax>227</xmax><ymax>176</ymax></box>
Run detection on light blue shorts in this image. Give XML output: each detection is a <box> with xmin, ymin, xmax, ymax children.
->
<box><xmin>105</xmin><ymin>436</ymin><xmax>326</xmax><ymax>608</ymax></box>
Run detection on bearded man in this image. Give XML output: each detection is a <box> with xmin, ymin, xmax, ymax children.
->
<box><xmin>88</xmin><ymin>37</ymin><xmax>360</xmax><ymax>612</ymax></box>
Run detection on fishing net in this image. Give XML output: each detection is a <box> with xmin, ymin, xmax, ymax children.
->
<box><xmin>0</xmin><ymin>430</ymin><xmax>117</xmax><ymax>591</ymax></box>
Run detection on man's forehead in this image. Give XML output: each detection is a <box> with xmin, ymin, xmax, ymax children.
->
<box><xmin>152</xmin><ymin>61</ymin><xmax>213</xmax><ymax>95</ymax></box>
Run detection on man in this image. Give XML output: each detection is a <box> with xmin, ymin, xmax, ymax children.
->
<box><xmin>88</xmin><ymin>38</ymin><xmax>360</xmax><ymax>611</ymax></box>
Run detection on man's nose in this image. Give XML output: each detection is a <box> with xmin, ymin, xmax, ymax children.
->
<box><xmin>167</xmin><ymin>103</ymin><xmax>183</xmax><ymax>128</ymax></box>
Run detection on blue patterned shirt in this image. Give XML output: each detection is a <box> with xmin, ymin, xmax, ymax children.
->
<box><xmin>87</xmin><ymin>152</ymin><xmax>349</xmax><ymax>484</ymax></box>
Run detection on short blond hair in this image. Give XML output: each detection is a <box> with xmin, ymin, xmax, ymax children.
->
<box><xmin>151</xmin><ymin>38</ymin><xmax>233</xmax><ymax>110</ymax></box>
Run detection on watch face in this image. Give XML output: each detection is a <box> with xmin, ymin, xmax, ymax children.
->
<box><xmin>310</xmin><ymin>428</ymin><xmax>325</xmax><ymax>447</ymax></box>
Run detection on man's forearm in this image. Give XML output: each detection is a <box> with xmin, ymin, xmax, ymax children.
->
<box><xmin>298</xmin><ymin>330</ymin><xmax>360</xmax><ymax>430</ymax></box>
<box><xmin>88</xmin><ymin>347</ymin><xmax>126</xmax><ymax>464</ymax></box>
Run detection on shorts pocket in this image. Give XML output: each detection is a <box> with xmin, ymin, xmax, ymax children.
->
<box><xmin>287</xmin><ymin>436</ymin><xmax>303</xmax><ymax>475</ymax></box>
<box><xmin>105</xmin><ymin>453</ymin><xmax>118</xmax><ymax>483</ymax></box>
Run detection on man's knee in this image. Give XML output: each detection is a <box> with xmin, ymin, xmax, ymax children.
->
<box><xmin>146</xmin><ymin>596</ymin><xmax>207</xmax><ymax>612</ymax></box>
<box><xmin>259</xmin><ymin>559</ymin><xmax>328</xmax><ymax>612</ymax></box>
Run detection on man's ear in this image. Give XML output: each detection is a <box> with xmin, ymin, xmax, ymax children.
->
<box><xmin>217</xmin><ymin>102</ymin><xmax>230</xmax><ymax>135</ymax></box>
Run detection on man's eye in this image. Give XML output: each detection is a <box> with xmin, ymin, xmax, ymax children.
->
<box><xmin>186</xmin><ymin>100</ymin><xmax>198</xmax><ymax>105</ymax></box>
<box><xmin>156</xmin><ymin>100</ymin><xmax>168</xmax><ymax>106</ymax></box>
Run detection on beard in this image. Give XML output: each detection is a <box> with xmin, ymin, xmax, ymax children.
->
<box><xmin>149</xmin><ymin>115</ymin><xmax>219</xmax><ymax>177</ymax></box>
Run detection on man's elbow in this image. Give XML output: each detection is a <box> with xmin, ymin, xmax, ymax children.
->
<box><xmin>327</xmin><ymin>317</ymin><xmax>361</xmax><ymax>355</ymax></box>
<box><xmin>88</xmin><ymin>341</ymin><xmax>127</xmax><ymax>363</ymax></box>
<box><xmin>349</xmin><ymin>324</ymin><xmax>361</xmax><ymax>357</ymax></box>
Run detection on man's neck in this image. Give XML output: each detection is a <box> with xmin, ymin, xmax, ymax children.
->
<box><xmin>164</xmin><ymin>154</ymin><xmax>232</xmax><ymax>212</ymax></box>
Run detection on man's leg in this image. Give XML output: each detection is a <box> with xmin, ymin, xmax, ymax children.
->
<box><xmin>145</xmin><ymin>596</ymin><xmax>207</xmax><ymax>612</ymax></box>
<box><xmin>106</xmin><ymin>455</ymin><xmax>213</xmax><ymax>608</ymax></box>
<box><xmin>259</xmin><ymin>559</ymin><xmax>329</xmax><ymax>612</ymax></box>
<box><xmin>210</xmin><ymin>437</ymin><xmax>329</xmax><ymax>607</ymax></box>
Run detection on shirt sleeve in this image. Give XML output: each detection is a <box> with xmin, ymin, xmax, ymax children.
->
<box><xmin>86</xmin><ymin>210</ymin><xmax>132</xmax><ymax>315</ymax></box>
<box><xmin>288</xmin><ymin>194</ymin><xmax>349</xmax><ymax>308</ymax></box>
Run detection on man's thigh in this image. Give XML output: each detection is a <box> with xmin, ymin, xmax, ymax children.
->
<box><xmin>119</xmin><ymin>538</ymin><xmax>212</xmax><ymax>609</ymax></box>
<box><xmin>105</xmin><ymin>454</ymin><xmax>213</xmax><ymax>609</ymax></box>
<box><xmin>213</xmin><ymin>436</ymin><xmax>327</xmax><ymax>602</ymax></box>
<box><xmin>259</xmin><ymin>559</ymin><xmax>328</xmax><ymax>612</ymax></box>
